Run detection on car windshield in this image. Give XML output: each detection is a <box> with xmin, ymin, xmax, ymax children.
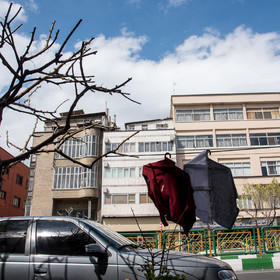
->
<box><xmin>83</xmin><ymin>220</ymin><xmax>135</xmax><ymax>249</ymax></box>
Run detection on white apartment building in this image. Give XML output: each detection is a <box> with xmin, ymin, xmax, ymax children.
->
<box><xmin>101</xmin><ymin>118</ymin><xmax>176</xmax><ymax>232</ymax></box>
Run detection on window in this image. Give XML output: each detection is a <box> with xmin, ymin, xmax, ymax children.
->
<box><xmin>16</xmin><ymin>174</ymin><xmax>23</xmax><ymax>185</ymax></box>
<box><xmin>13</xmin><ymin>197</ymin><xmax>20</xmax><ymax>208</ymax></box>
<box><xmin>237</xmin><ymin>197</ymin><xmax>254</xmax><ymax>210</ymax></box>
<box><xmin>104</xmin><ymin>167</ymin><xmax>136</xmax><ymax>178</ymax></box>
<box><xmin>56</xmin><ymin>135</ymin><xmax>98</xmax><ymax>159</ymax></box>
<box><xmin>261</xmin><ymin>161</ymin><xmax>280</xmax><ymax>176</ymax></box>
<box><xmin>127</xmin><ymin>124</ymin><xmax>135</xmax><ymax>130</ymax></box>
<box><xmin>36</xmin><ymin>220</ymin><xmax>96</xmax><ymax>255</ymax></box>
<box><xmin>222</xmin><ymin>162</ymin><xmax>251</xmax><ymax>177</ymax></box>
<box><xmin>3</xmin><ymin>168</ymin><xmax>9</xmax><ymax>177</ymax></box>
<box><xmin>0</xmin><ymin>220</ymin><xmax>29</xmax><ymax>254</ymax></box>
<box><xmin>138</xmin><ymin>141</ymin><xmax>173</xmax><ymax>153</ymax></box>
<box><xmin>53</xmin><ymin>166</ymin><xmax>98</xmax><ymax>189</ymax></box>
<box><xmin>216</xmin><ymin>134</ymin><xmax>247</xmax><ymax>147</ymax></box>
<box><xmin>104</xmin><ymin>194</ymin><xmax>135</xmax><ymax>204</ymax></box>
<box><xmin>177</xmin><ymin>135</ymin><xmax>213</xmax><ymax>149</ymax></box>
<box><xmin>176</xmin><ymin>109</ymin><xmax>210</xmax><ymax>122</ymax></box>
<box><xmin>0</xmin><ymin>190</ymin><xmax>6</xmax><ymax>199</ymax></box>
<box><xmin>140</xmin><ymin>194</ymin><xmax>153</xmax><ymax>204</ymax></box>
<box><xmin>214</xmin><ymin>108</ymin><xmax>243</xmax><ymax>120</ymax></box>
<box><xmin>105</xmin><ymin>142</ymin><xmax>136</xmax><ymax>153</ymax></box>
<box><xmin>156</xmin><ymin>123</ymin><xmax>168</xmax><ymax>129</ymax></box>
<box><xmin>28</xmin><ymin>177</ymin><xmax>34</xmax><ymax>191</ymax></box>
<box><xmin>250</xmin><ymin>133</ymin><xmax>280</xmax><ymax>146</ymax></box>
<box><xmin>142</xmin><ymin>124</ymin><xmax>148</xmax><ymax>130</ymax></box>
<box><xmin>247</xmin><ymin>108</ymin><xmax>280</xmax><ymax>120</ymax></box>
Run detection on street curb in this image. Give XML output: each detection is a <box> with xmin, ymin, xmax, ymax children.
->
<box><xmin>214</xmin><ymin>253</ymin><xmax>280</xmax><ymax>271</ymax></box>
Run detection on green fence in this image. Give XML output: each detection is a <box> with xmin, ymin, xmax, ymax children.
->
<box><xmin>120</xmin><ymin>225</ymin><xmax>280</xmax><ymax>256</ymax></box>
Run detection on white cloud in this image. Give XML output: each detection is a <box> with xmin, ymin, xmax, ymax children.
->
<box><xmin>167</xmin><ymin>0</ymin><xmax>192</xmax><ymax>8</ymax></box>
<box><xmin>2</xmin><ymin>24</ymin><xmax>280</xmax><ymax>158</ymax></box>
<box><xmin>0</xmin><ymin>1</ymin><xmax>27</xmax><ymax>22</ymax></box>
<box><xmin>25</xmin><ymin>0</ymin><xmax>38</xmax><ymax>12</ymax></box>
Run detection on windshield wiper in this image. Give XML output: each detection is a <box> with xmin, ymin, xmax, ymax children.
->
<box><xmin>118</xmin><ymin>243</ymin><xmax>141</xmax><ymax>250</ymax></box>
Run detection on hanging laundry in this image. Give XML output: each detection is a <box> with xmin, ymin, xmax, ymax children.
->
<box><xmin>142</xmin><ymin>156</ymin><xmax>196</xmax><ymax>235</ymax></box>
<box><xmin>183</xmin><ymin>150</ymin><xmax>239</xmax><ymax>229</ymax></box>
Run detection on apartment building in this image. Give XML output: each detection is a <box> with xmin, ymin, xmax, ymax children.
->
<box><xmin>101</xmin><ymin>118</ymin><xmax>176</xmax><ymax>232</ymax></box>
<box><xmin>27</xmin><ymin>110</ymin><xmax>117</xmax><ymax>221</ymax></box>
<box><xmin>171</xmin><ymin>92</ymin><xmax>280</xmax><ymax>226</ymax></box>
<box><xmin>0</xmin><ymin>147</ymin><xmax>29</xmax><ymax>216</ymax></box>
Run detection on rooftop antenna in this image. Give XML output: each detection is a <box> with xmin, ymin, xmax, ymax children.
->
<box><xmin>173</xmin><ymin>82</ymin><xmax>177</xmax><ymax>95</ymax></box>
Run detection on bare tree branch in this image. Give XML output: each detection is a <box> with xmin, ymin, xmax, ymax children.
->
<box><xmin>0</xmin><ymin>3</ymin><xmax>140</xmax><ymax>174</ymax></box>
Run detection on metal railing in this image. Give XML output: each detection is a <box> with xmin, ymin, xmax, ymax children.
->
<box><xmin>120</xmin><ymin>225</ymin><xmax>280</xmax><ymax>256</ymax></box>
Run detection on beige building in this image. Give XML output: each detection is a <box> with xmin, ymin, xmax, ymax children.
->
<box><xmin>27</xmin><ymin>110</ymin><xmax>117</xmax><ymax>221</ymax></box>
<box><xmin>171</xmin><ymin>92</ymin><xmax>280</xmax><ymax>226</ymax></box>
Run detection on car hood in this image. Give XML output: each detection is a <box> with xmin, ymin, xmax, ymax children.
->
<box><xmin>120</xmin><ymin>249</ymin><xmax>230</xmax><ymax>269</ymax></box>
<box><xmin>118</xmin><ymin>249</ymin><xmax>233</xmax><ymax>280</ymax></box>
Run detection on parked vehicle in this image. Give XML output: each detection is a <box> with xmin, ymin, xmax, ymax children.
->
<box><xmin>0</xmin><ymin>216</ymin><xmax>238</xmax><ymax>279</ymax></box>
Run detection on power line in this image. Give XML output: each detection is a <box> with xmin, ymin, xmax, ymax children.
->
<box><xmin>106</xmin><ymin>145</ymin><xmax>280</xmax><ymax>158</ymax></box>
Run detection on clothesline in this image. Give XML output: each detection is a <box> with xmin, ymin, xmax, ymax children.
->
<box><xmin>107</xmin><ymin>145</ymin><xmax>280</xmax><ymax>158</ymax></box>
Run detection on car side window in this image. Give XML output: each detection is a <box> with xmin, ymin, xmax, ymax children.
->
<box><xmin>36</xmin><ymin>220</ymin><xmax>96</xmax><ymax>256</ymax></box>
<box><xmin>0</xmin><ymin>220</ymin><xmax>29</xmax><ymax>254</ymax></box>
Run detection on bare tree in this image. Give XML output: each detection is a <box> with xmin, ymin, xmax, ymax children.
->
<box><xmin>0</xmin><ymin>3</ymin><xmax>139</xmax><ymax>174</ymax></box>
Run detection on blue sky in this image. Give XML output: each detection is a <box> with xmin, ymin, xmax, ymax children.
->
<box><xmin>14</xmin><ymin>0</ymin><xmax>280</xmax><ymax>60</ymax></box>
<box><xmin>2</xmin><ymin>0</ymin><xmax>280</xmax><ymax>155</ymax></box>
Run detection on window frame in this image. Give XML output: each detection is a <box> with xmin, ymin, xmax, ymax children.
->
<box><xmin>0</xmin><ymin>190</ymin><xmax>6</xmax><ymax>199</ymax></box>
<box><xmin>16</xmin><ymin>174</ymin><xmax>23</xmax><ymax>185</ymax></box>
<box><xmin>175</xmin><ymin>109</ymin><xmax>210</xmax><ymax>122</ymax></box>
<box><xmin>216</xmin><ymin>134</ymin><xmax>247</xmax><ymax>147</ymax></box>
<box><xmin>56</xmin><ymin>135</ymin><xmax>99</xmax><ymax>159</ymax></box>
<box><xmin>222</xmin><ymin>162</ymin><xmax>251</xmax><ymax>177</ymax></box>
<box><xmin>104</xmin><ymin>193</ymin><xmax>136</xmax><ymax>205</ymax></box>
<box><xmin>250</xmin><ymin>133</ymin><xmax>280</xmax><ymax>146</ymax></box>
<box><xmin>261</xmin><ymin>161</ymin><xmax>280</xmax><ymax>176</ymax></box>
<box><xmin>176</xmin><ymin>135</ymin><xmax>213</xmax><ymax>149</ymax></box>
<box><xmin>138</xmin><ymin>141</ymin><xmax>173</xmax><ymax>153</ymax></box>
<box><xmin>246</xmin><ymin>107</ymin><xmax>280</xmax><ymax>120</ymax></box>
<box><xmin>35</xmin><ymin>219</ymin><xmax>98</xmax><ymax>256</ymax></box>
<box><xmin>53</xmin><ymin>166</ymin><xmax>98</xmax><ymax>189</ymax></box>
<box><xmin>0</xmin><ymin>219</ymin><xmax>30</xmax><ymax>254</ymax></box>
<box><xmin>13</xmin><ymin>196</ymin><xmax>20</xmax><ymax>208</ymax></box>
<box><xmin>214</xmin><ymin>108</ymin><xmax>244</xmax><ymax>121</ymax></box>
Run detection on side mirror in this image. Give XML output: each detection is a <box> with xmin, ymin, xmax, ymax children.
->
<box><xmin>85</xmin><ymin>243</ymin><xmax>109</xmax><ymax>258</ymax></box>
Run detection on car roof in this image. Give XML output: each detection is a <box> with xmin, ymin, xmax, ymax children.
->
<box><xmin>0</xmin><ymin>216</ymin><xmax>86</xmax><ymax>223</ymax></box>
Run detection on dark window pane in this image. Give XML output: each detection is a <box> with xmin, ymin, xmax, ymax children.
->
<box><xmin>0</xmin><ymin>220</ymin><xmax>29</xmax><ymax>253</ymax></box>
<box><xmin>259</xmin><ymin>137</ymin><xmax>268</xmax><ymax>145</ymax></box>
<box><xmin>268</xmin><ymin>137</ymin><xmax>276</xmax><ymax>145</ymax></box>
<box><xmin>255</xmin><ymin>112</ymin><xmax>263</xmax><ymax>119</ymax></box>
<box><xmin>261</xmin><ymin>166</ymin><xmax>268</xmax><ymax>176</ymax></box>
<box><xmin>263</xmin><ymin>112</ymin><xmax>272</xmax><ymax>119</ymax></box>
<box><xmin>36</xmin><ymin>220</ymin><xmax>96</xmax><ymax>255</ymax></box>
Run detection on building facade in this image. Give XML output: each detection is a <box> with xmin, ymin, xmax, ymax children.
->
<box><xmin>27</xmin><ymin>110</ymin><xmax>117</xmax><ymax>221</ymax></box>
<box><xmin>101</xmin><ymin>118</ymin><xmax>176</xmax><ymax>232</ymax></box>
<box><xmin>171</xmin><ymin>92</ymin><xmax>280</xmax><ymax>226</ymax></box>
<box><xmin>0</xmin><ymin>147</ymin><xmax>29</xmax><ymax>217</ymax></box>
<box><xmin>28</xmin><ymin>92</ymin><xmax>280</xmax><ymax>231</ymax></box>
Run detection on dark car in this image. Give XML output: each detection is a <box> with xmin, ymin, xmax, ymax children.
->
<box><xmin>0</xmin><ymin>216</ymin><xmax>238</xmax><ymax>279</ymax></box>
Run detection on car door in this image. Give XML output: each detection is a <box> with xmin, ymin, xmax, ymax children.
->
<box><xmin>0</xmin><ymin>219</ymin><xmax>31</xmax><ymax>280</ymax></box>
<box><xmin>29</xmin><ymin>219</ymin><xmax>117</xmax><ymax>280</ymax></box>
